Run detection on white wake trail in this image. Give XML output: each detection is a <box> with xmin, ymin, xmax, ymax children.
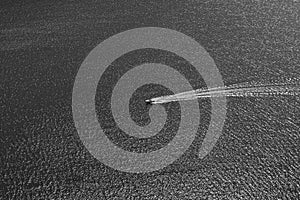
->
<box><xmin>147</xmin><ymin>79</ymin><xmax>300</xmax><ymax>104</ymax></box>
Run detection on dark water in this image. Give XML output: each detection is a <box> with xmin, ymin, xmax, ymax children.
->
<box><xmin>1</xmin><ymin>0</ymin><xmax>300</xmax><ymax>199</ymax></box>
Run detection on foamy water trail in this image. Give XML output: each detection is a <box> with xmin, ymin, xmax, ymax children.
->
<box><xmin>148</xmin><ymin>79</ymin><xmax>300</xmax><ymax>104</ymax></box>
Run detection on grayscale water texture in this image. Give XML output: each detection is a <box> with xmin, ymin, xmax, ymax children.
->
<box><xmin>1</xmin><ymin>0</ymin><xmax>300</xmax><ymax>199</ymax></box>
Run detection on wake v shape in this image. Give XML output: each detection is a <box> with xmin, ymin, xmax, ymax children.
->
<box><xmin>146</xmin><ymin>79</ymin><xmax>300</xmax><ymax>105</ymax></box>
